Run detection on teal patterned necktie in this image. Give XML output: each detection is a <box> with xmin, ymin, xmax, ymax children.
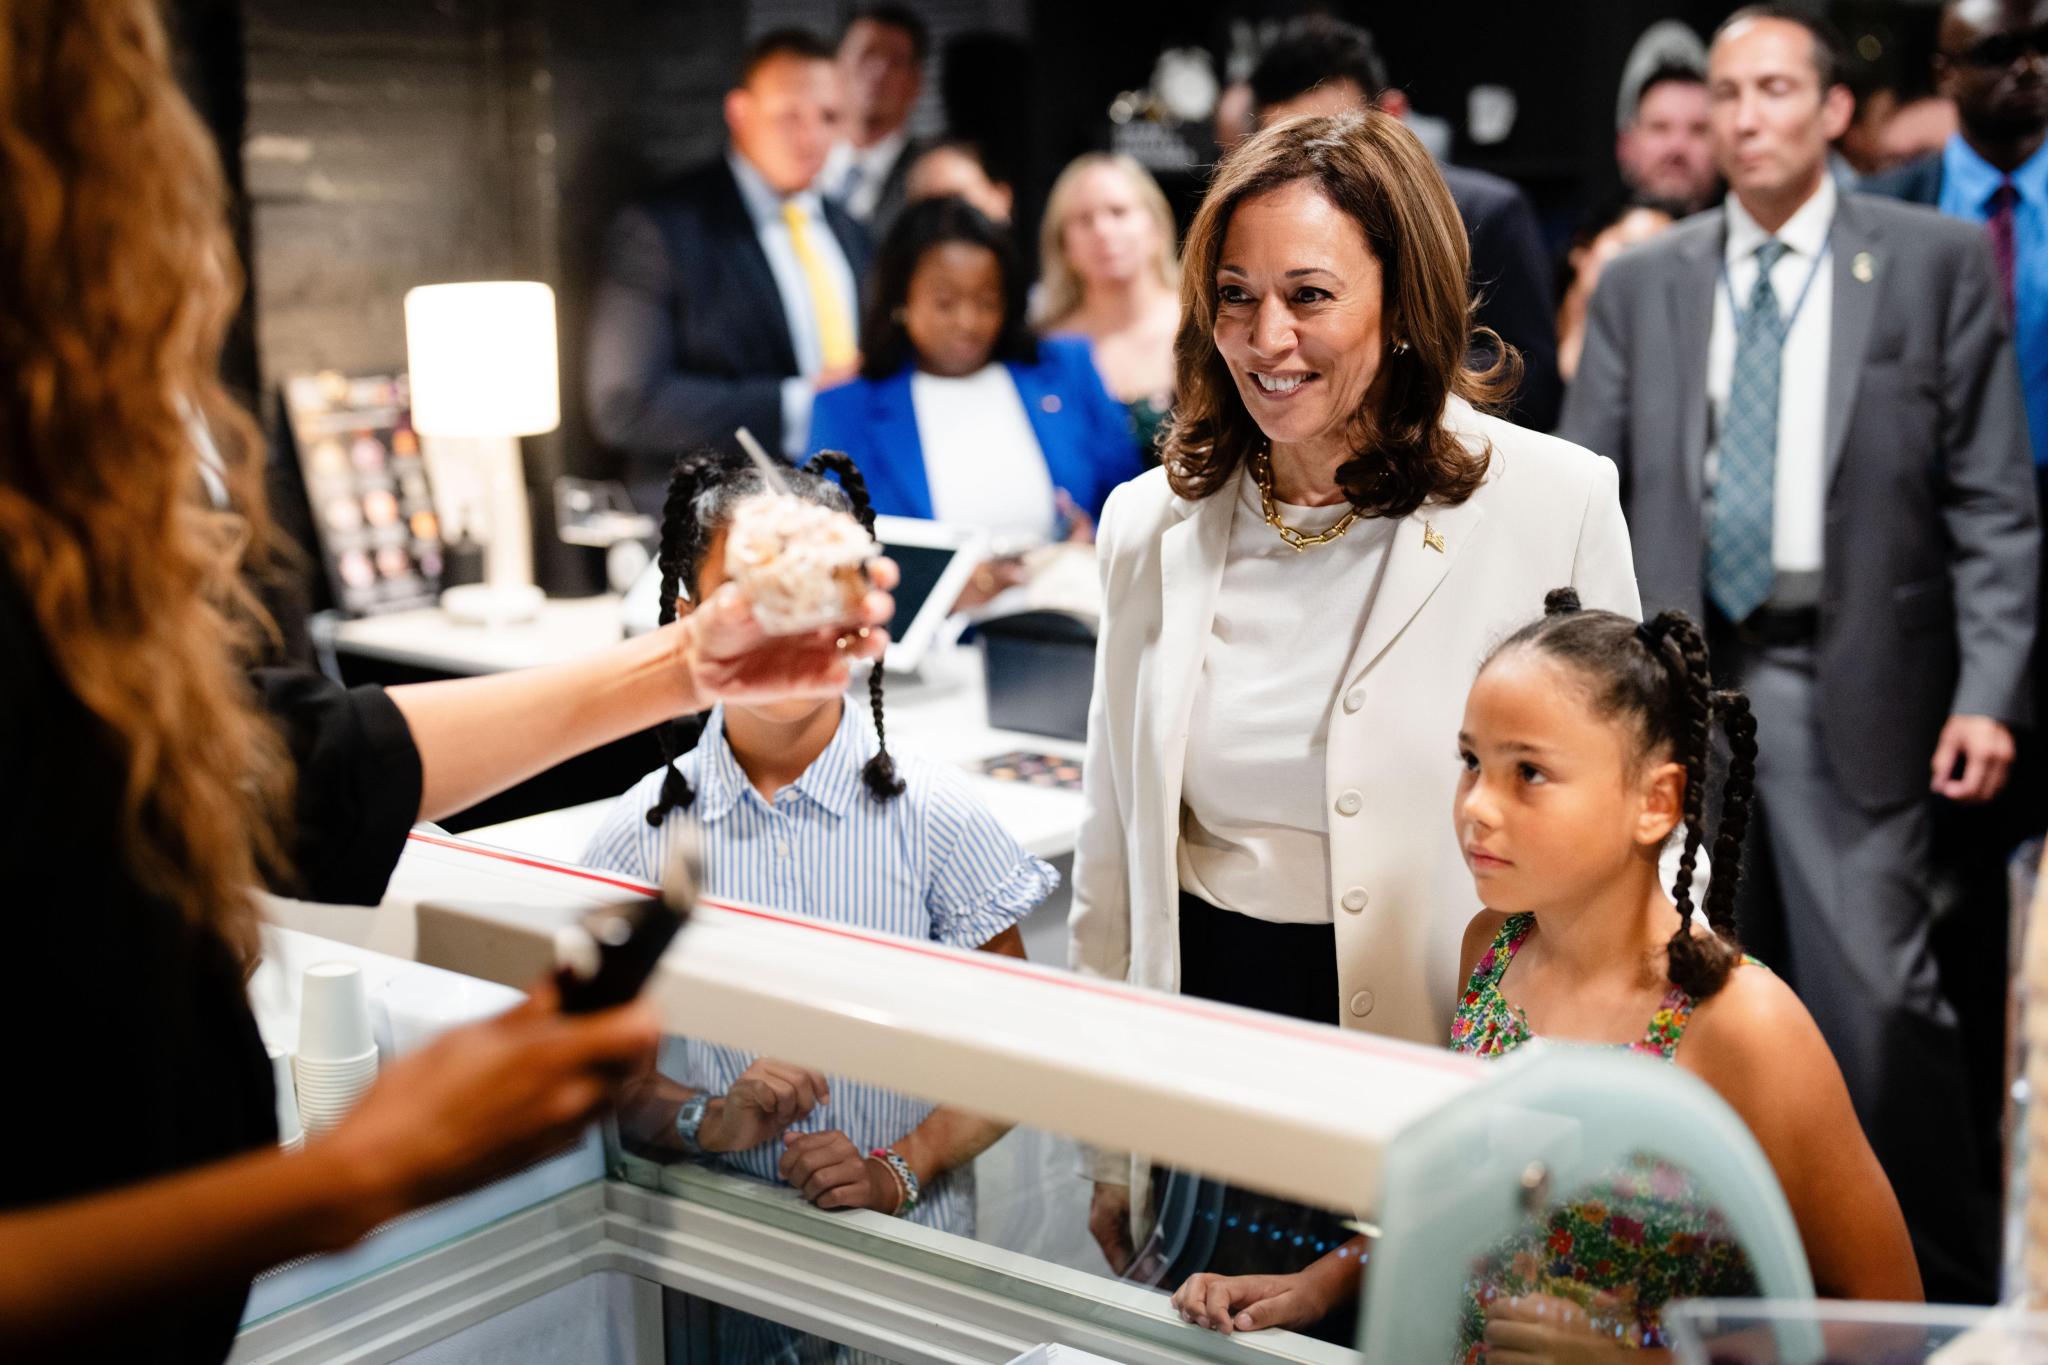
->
<box><xmin>1707</xmin><ymin>238</ymin><xmax>1791</xmax><ymax>625</ymax></box>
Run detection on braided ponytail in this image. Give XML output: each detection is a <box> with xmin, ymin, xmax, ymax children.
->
<box><xmin>1701</xmin><ymin>689</ymin><xmax>1759</xmax><ymax>945</ymax></box>
<box><xmin>645</xmin><ymin>451</ymin><xmax>721</xmax><ymax>826</ymax></box>
<box><xmin>807</xmin><ymin>449</ymin><xmax>905</xmax><ymax>801</ymax></box>
<box><xmin>1647</xmin><ymin>613</ymin><xmax>1741</xmax><ymax>999</ymax></box>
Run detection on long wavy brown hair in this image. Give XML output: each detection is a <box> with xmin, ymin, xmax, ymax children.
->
<box><xmin>1161</xmin><ymin>110</ymin><xmax>1518</xmax><ymax>517</ymax></box>
<box><xmin>0</xmin><ymin>0</ymin><xmax>290</xmax><ymax>960</ymax></box>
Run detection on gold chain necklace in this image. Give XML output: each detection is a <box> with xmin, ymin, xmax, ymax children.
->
<box><xmin>1252</xmin><ymin>448</ymin><xmax>1361</xmax><ymax>552</ymax></box>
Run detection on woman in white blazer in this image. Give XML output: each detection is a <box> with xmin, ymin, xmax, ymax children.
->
<box><xmin>1070</xmin><ymin>111</ymin><xmax>1641</xmax><ymax>1273</ymax></box>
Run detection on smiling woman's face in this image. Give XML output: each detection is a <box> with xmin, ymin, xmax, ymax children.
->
<box><xmin>1211</xmin><ymin>178</ymin><xmax>1386</xmax><ymax>454</ymax></box>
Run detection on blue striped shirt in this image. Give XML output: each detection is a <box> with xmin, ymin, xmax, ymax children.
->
<box><xmin>581</xmin><ymin>700</ymin><xmax>1057</xmax><ymax>1237</ymax></box>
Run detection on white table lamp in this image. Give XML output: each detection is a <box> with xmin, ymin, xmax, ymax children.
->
<box><xmin>404</xmin><ymin>281</ymin><xmax>560</xmax><ymax>626</ymax></box>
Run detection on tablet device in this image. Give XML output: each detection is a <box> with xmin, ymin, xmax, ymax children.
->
<box><xmin>870</xmin><ymin>514</ymin><xmax>983</xmax><ymax>675</ymax></box>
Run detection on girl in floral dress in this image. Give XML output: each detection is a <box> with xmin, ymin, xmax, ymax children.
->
<box><xmin>1173</xmin><ymin>591</ymin><xmax>1922</xmax><ymax>1357</ymax></box>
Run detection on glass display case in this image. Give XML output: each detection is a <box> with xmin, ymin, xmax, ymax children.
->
<box><xmin>245</xmin><ymin>831</ymin><xmax>1821</xmax><ymax>1364</ymax></box>
<box><xmin>1665</xmin><ymin>1300</ymin><xmax>2048</xmax><ymax>1364</ymax></box>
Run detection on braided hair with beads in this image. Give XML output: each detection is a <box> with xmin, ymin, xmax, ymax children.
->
<box><xmin>642</xmin><ymin>447</ymin><xmax>905</xmax><ymax>829</ymax></box>
<box><xmin>1482</xmin><ymin>588</ymin><xmax>1760</xmax><ymax>1000</ymax></box>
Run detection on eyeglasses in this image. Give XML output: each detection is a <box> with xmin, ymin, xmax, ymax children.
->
<box><xmin>1949</xmin><ymin>22</ymin><xmax>2048</xmax><ymax>69</ymax></box>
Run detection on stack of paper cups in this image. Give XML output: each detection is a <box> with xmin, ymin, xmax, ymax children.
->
<box><xmin>269</xmin><ymin>1045</ymin><xmax>304</xmax><ymax>1153</ymax></box>
<box><xmin>293</xmin><ymin>962</ymin><xmax>379</xmax><ymax>1138</ymax></box>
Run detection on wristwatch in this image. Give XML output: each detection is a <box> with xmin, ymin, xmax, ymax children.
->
<box><xmin>674</xmin><ymin>1093</ymin><xmax>715</xmax><ymax>1156</ymax></box>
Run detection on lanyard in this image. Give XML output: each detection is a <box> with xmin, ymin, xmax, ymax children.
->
<box><xmin>1719</xmin><ymin>221</ymin><xmax>1834</xmax><ymax>341</ymax></box>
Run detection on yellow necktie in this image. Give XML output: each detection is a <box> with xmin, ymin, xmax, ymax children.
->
<box><xmin>782</xmin><ymin>200</ymin><xmax>857</xmax><ymax>371</ymax></box>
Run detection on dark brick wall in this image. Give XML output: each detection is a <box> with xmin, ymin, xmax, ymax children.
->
<box><xmin>243</xmin><ymin>0</ymin><xmax>531</xmax><ymax>381</ymax></box>
<box><xmin>237</xmin><ymin>0</ymin><xmax>746</xmax><ymax>588</ymax></box>
<box><xmin>234</xmin><ymin>1</ymin><xmax>1014</xmax><ymax>589</ymax></box>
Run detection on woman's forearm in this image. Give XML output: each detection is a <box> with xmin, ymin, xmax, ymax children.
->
<box><xmin>388</xmin><ymin>568</ymin><xmax>896</xmax><ymax>823</ymax></box>
<box><xmin>1305</xmin><ymin>1236</ymin><xmax>1368</xmax><ymax>1304</ymax></box>
<box><xmin>0</xmin><ymin>1142</ymin><xmax>391</xmax><ymax>1351</ymax></box>
<box><xmin>390</xmin><ymin>626</ymin><xmax>695</xmax><ymax>822</ymax></box>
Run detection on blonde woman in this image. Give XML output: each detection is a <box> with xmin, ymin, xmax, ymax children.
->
<box><xmin>1036</xmin><ymin>153</ymin><xmax>1182</xmax><ymax>461</ymax></box>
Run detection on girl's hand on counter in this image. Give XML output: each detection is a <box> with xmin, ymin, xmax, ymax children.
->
<box><xmin>778</xmin><ymin>1130</ymin><xmax>902</xmax><ymax>1212</ymax></box>
<box><xmin>1482</xmin><ymin>1292</ymin><xmax>1646</xmax><ymax>1363</ymax></box>
<box><xmin>700</xmin><ymin>1059</ymin><xmax>830</xmax><ymax>1154</ymax></box>
<box><xmin>1172</xmin><ymin>1269</ymin><xmax>1339</xmax><ymax>1336</ymax></box>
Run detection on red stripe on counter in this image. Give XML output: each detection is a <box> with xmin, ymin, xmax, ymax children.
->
<box><xmin>404</xmin><ymin>830</ymin><xmax>1484</xmax><ymax>1079</ymax></box>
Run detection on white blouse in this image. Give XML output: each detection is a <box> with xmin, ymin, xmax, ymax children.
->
<box><xmin>911</xmin><ymin>365</ymin><xmax>1056</xmax><ymax>543</ymax></box>
<box><xmin>1177</xmin><ymin>471</ymin><xmax>1398</xmax><ymax>924</ymax></box>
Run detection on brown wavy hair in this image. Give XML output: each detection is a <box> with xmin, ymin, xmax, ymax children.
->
<box><xmin>0</xmin><ymin>0</ymin><xmax>291</xmax><ymax>961</ymax></box>
<box><xmin>1161</xmin><ymin>110</ymin><xmax>1518</xmax><ymax>516</ymax></box>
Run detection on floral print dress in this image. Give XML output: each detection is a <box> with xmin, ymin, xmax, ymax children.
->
<box><xmin>1449</xmin><ymin>914</ymin><xmax>1760</xmax><ymax>1357</ymax></box>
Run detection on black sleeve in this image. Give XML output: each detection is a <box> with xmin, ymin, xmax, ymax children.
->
<box><xmin>583</xmin><ymin>203</ymin><xmax>786</xmax><ymax>470</ymax></box>
<box><xmin>253</xmin><ymin>668</ymin><xmax>423</xmax><ymax>905</ymax></box>
<box><xmin>1465</xmin><ymin>183</ymin><xmax>1563</xmax><ymax>432</ymax></box>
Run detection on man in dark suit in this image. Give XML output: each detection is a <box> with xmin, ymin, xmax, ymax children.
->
<box><xmin>822</xmin><ymin>5</ymin><xmax>928</xmax><ymax>243</ymax></box>
<box><xmin>1868</xmin><ymin>0</ymin><xmax>2048</xmax><ymax>472</ymax></box>
<box><xmin>1246</xmin><ymin>17</ymin><xmax>1563</xmax><ymax>431</ymax></box>
<box><xmin>586</xmin><ymin>30</ymin><xmax>870</xmax><ymax>511</ymax></box>
<box><xmin>1562</xmin><ymin>6</ymin><xmax>2039</xmax><ymax>1302</ymax></box>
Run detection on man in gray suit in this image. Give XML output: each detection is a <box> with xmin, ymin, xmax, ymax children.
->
<box><xmin>1563</xmin><ymin>5</ymin><xmax>2039</xmax><ymax>1302</ymax></box>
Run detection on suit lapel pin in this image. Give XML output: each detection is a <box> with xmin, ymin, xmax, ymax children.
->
<box><xmin>1852</xmin><ymin>251</ymin><xmax>1875</xmax><ymax>283</ymax></box>
<box><xmin>1423</xmin><ymin>521</ymin><xmax>1446</xmax><ymax>554</ymax></box>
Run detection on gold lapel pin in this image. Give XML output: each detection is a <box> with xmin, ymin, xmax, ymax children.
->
<box><xmin>1423</xmin><ymin>521</ymin><xmax>1446</xmax><ymax>554</ymax></box>
<box><xmin>1852</xmin><ymin>251</ymin><xmax>1875</xmax><ymax>283</ymax></box>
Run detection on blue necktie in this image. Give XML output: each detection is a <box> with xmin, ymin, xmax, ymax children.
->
<box><xmin>1707</xmin><ymin>239</ymin><xmax>1790</xmax><ymax>625</ymax></box>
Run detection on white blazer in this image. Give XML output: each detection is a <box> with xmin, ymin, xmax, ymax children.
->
<box><xmin>1068</xmin><ymin>397</ymin><xmax>1640</xmax><ymax>1186</ymax></box>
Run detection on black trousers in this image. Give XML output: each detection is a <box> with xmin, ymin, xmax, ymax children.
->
<box><xmin>1178</xmin><ymin>889</ymin><xmax>1341</xmax><ymax>1025</ymax></box>
<box><xmin>1153</xmin><ymin>893</ymin><xmax>1355</xmax><ymax>1339</ymax></box>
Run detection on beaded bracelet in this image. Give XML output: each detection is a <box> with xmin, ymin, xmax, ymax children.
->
<box><xmin>869</xmin><ymin>1148</ymin><xmax>921</xmax><ymax>1215</ymax></box>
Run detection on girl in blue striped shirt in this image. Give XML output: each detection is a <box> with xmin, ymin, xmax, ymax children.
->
<box><xmin>589</xmin><ymin>449</ymin><xmax>1057</xmax><ymax>1244</ymax></box>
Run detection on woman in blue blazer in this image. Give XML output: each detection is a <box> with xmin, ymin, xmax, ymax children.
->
<box><xmin>808</xmin><ymin>197</ymin><xmax>1142</xmax><ymax>543</ymax></box>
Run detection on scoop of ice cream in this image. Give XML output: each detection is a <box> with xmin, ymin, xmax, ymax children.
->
<box><xmin>723</xmin><ymin>491</ymin><xmax>874</xmax><ymax>635</ymax></box>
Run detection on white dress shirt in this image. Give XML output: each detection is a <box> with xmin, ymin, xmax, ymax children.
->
<box><xmin>823</xmin><ymin>129</ymin><xmax>911</xmax><ymax>224</ymax></box>
<box><xmin>725</xmin><ymin>151</ymin><xmax>860</xmax><ymax>458</ymax></box>
<box><xmin>1177</xmin><ymin>472</ymin><xmax>1399</xmax><ymax>924</ymax></box>
<box><xmin>911</xmin><ymin>364</ymin><xmax>1058</xmax><ymax>542</ymax></box>
<box><xmin>1707</xmin><ymin>176</ymin><xmax>1836</xmax><ymax>583</ymax></box>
